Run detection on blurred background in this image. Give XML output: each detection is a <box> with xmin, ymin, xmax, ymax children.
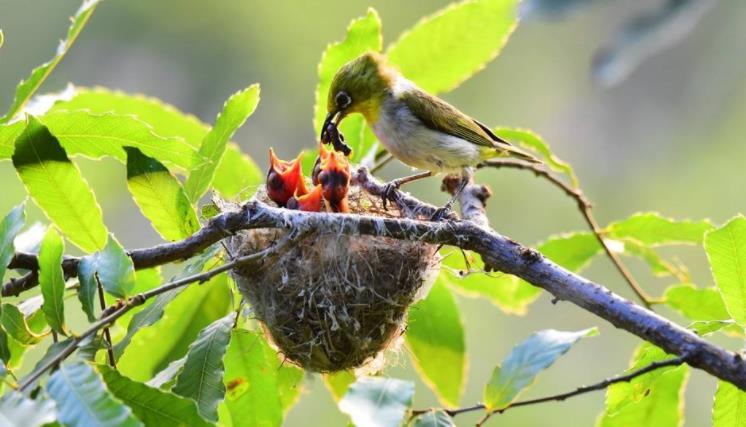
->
<box><xmin>1</xmin><ymin>0</ymin><xmax>745</xmax><ymax>425</ymax></box>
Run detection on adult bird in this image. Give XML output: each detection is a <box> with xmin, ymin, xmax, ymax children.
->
<box><xmin>321</xmin><ymin>51</ymin><xmax>539</xmax><ymax>219</ymax></box>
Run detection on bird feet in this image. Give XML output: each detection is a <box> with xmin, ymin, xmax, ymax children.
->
<box><xmin>430</xmin><ymin>205</ymin><xmax>457</xmax><ymax>222</ymax></box>
<box><xmin>380</xmin><ymin>180</ymin><xmax>401</xmax><ymax>210</ymax></box>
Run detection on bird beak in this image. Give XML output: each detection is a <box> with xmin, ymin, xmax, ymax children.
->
<box><xmin>321</xmin><ymin>110</ymin><xmax>342</xmax><ymax>141</ymax></box>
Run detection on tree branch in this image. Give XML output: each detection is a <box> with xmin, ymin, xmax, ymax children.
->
<box><xmin>413</xmin><ymin>356</ymin><xmax>684</xmax><ymax>424</ymax></box>
<box><xmin>478</xmin><ymin>159</ymin><xmax>655</xmax><ymax>308</ymax></box>
<box><xmin>16</xmin><ymin>232</ymin><xmax>299</xmax><ymax>391</ymax></box>
<box><xmin>7</xmin><ymin>168</ymin><xmax>746</xmax><ymax>391</ymax></box>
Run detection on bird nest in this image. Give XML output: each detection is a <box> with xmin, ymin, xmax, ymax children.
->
<box><xmin>220</xmin><ymin>185</ymin><xmax>440</xmax><ymax>372</ymax></box>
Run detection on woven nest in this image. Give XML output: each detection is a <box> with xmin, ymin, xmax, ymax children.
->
<box><xmin>220</xmin><ymin>185</ymin><xmax>440</xmax><ymax>372</ymax></box>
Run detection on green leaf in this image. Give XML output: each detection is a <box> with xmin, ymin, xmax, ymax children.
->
<box><xmin>411</xmin><ymin>410</ymin><xmax>456</xmax><ymax>427</ymax></box>
<box><xmin>539</xmin><ymin>232</ymin><xmax>602</xmax><ymax>271</ymax></box>
<box><xmin>39</xmin><ymin>227</ymin><xmax>66</xmax><ymax>335</ymax></box>
<box><xmin>597</xmin><ymin>343</ymin><xmax>688</xmax><ymax>427</ymax></box>
<box><xmin>713</xmin><ymin>380</ymin><xmax>746</xmax><ymax>427</ymax></box>
<box><xmin>314</xmin><ymin>9</ymin><xmax>382</xmax><ymax>135</ymax></box>
<box><xmin>212</xmin><ymin>143</ymin><xmax>263</xmax><ymax>200</ymax></box>
<box><xmin>99</xmin><ymin>364</ymin><xmax>211</xmax><ymax>427</ymax></box>
<box><xmin>405</xmin><ymin>279</ymin><xmax>465</xmax><ymax>407</ymax></box>
<box><xmin>0</xmin><ymin>202</ymin><xmax>25</xmax><ymax>282</ymax></box>
<box><xmin>78</xmin><ymin>233</ymin><xmax>136</xmax><ymax>313</ymax></box>
<box><xmin>494</xmin><ymin>128</ymin><xmax>579</xmax><ymax>187</ymax></box>
<box><xmin>125</xmin><ymin>147</ymin><xmax>199</xmax><ymax>241</ymax></box>
<box><xmin>50</xmin><ymin>87</ymin><xmax>208</xmax><ymax>147</ymax></box>
<box><xmin>184</xmin><ymin>85</ymin><xmax>260</xmax><ymax>201</ymax></box>
<box><xmin>338</xmin><ymin>377</ymin><xmax>415</xmax><ymax>427</ymax></box>
<box><xmin>664</xmin><ymin>283</ymin><xmax>730</xmax><ymax>322</ymax></box>
<box><xmin>0</xmin><ymin>122</ymin><xmax>25</xmax><ymax>158</ymax></box>
<box><xmin>440</xmin><ymin>250</ymin><xmax>541</xmax><ymax>315</ymax></box>
<box><xmin>118</xmin><ymin>271</ymin><xmax>231</xmax><ymax>382</ymax></box>
<box><xmin>172</xmin><ymin>312</ymin><xmax>234</xmax><ymax>422</ymax></box>
<box><xmin>113</xmin><ymin>245</ymin><xmax>222</xmax><ymax>361</ymax></box>
<box><xmin>387</xmin><ymin>0</ymin><xmax>518</xmax><ymax>94</ymax></box>
<box><xmin>147</xmin><ymin>356</ymin><xmax>186</xmax><ymax>389</ymax></box>
<box><xmin>0</xmin><ymin>391</ymin><xmax>57</xmax><ymax>427</ymax></box>
<box><xmin>0</xmin><ymin>0</ymin><xmax>101</xmax><ymax>123</ymax></box>
<box><xmin>13</xmin><ymin>117</ymin><xmax>107</xmax><ymax>252</ymax></box>
<box><xmin>0</xmin><ymin>30</ymin><xmax>3</xmax><ymax>49</ymax></box>
<box><xmin>0</xmin><ymin>303</ymin><xmax>44</xmax><ymax>345</ymax></box>
<box><xmin>705</xmin><ymin>215</ymin><xmax>746</xmax><ymax>326</ymax></box>
<box><xmin>618</xmin><ymin>238</ymin><xmax>682</xmax><ymax>278</ymax></box>
<box><xmin>484</xmin><ymin>328</ymin><xmax>597</xmax><ymax>410</ymax></box>
<box><xmin>41</xmin><ymin>110</ymin><xmax>198</xmax><ymax>171</ymax></box>
<box><xmin>608</xmin><ymin>212</ymin><xmax>714</xmax><ymax>246</ymax></box>
<box><xmin>220</xmin><ymin>330</ymin><xmax>304</xmax><ymax>427</ymax></box>
<box><xmin>47</xmin><ymin>361</ymin><xmax>142</xmax><ymax>427</ymax></box>
<box><xmin>324</xmin><ymin>371</ymin><xmax>357</xmax><ymax>402</ymax></box>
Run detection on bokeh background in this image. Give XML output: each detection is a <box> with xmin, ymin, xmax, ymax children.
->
<box><xmin>2</xmin><ymin>1</ymin><xmax>745</xmax><ymax>425</ymax></box>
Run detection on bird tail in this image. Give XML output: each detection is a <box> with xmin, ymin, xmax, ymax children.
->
<box><xmin>495</xmin><ymin>141</ymin><xmax>542</xmax><ymax>164</ymax></box>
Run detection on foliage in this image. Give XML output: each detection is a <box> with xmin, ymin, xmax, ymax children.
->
<box><xmin>0</xmin><ymin>1</ymin><xmax>743</xmax><ymax>426</ymax></box>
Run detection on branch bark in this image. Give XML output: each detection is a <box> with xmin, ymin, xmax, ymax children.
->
<box><xmin>6</xmin><ymin>168</ymin><xmax>746</xmax><ymax>391</ymax></box>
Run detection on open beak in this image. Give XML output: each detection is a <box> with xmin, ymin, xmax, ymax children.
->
<box><xmin>320</xmin><ymin>110</ymin><xmax>342</xmax><ymax>141</ymax></box>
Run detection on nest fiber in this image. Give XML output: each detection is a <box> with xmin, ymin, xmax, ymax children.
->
<box><xmin>222</xmin><ymin>186</ymin><xmax>440</xmax><ymax>372</ymax></box>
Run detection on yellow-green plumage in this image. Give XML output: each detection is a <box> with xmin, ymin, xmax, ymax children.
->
<box><xmin>327</xmin><ymin>52</ymin><xmax>537</xmax><ymax>174</ymax></box>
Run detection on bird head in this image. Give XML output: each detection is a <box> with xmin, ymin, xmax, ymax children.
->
<box><xmin>266</xmin><ymin>149</ymin><xmax>308</xmax><ymax>207</ymax></box>
<box><xmin>322</xmin><ymin>52</ymin><xmax>394</xmax><ymax>140</ymax></box>
<box><xmin>318</xmin><ymin>151</ymin><xmax>351</xmax><ymax>213</ymax></box>
<box><xmin>311</xmin><ymin>143</ymin><xmax>330</xmax><ymax>186</ymax></box>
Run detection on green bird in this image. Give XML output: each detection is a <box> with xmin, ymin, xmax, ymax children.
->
<box><xmin>321</xmin><ymin>51</ymin><xmax>539</xmax><ymax>219</ymax></box>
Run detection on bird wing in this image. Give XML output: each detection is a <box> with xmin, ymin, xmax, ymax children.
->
<box><xmin>399</xmin><ymin>89</ymin><xmax>511</xmax><ymax>149</ymax></box>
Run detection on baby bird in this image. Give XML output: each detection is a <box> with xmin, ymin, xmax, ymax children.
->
<box><xmin>287</xmin><ymin>184</ymin><xmax>324</xmax><ymax>212</ymax></box>
<box><xmin>266</xmin><ymin>148</ymin><xmax>308</xmax><ymax>207</ymax></box>
<box><xmin>321</xmin><ymin>51</ymin><xmax>539</xmax><ymax>219</ymax></box>
<box><xmin>317</xmin><ymin>151</ymin><xmax>351</xmax><ymax>213</ymax></box>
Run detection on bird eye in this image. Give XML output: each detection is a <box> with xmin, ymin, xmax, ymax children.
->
<box><xmin>268</xmin><ymin>172</ymin><xmax>283</xmax><ymax>190</ymax></box>
<box><xmin>335</xmin><ymin>91</ymin><xmax>351</xmax><ymax>109</ymax></box>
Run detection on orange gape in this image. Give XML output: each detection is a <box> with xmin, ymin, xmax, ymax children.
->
<box><xmin>287</xmin><ymin>184</ymin><xmax>324</xmax><ymax>212</ymax></box>
<box><xmin>266</xmin><ymin>149</ymin><xmax>308</xmax><ymax>207</ymax></box>
<box><xmin>318</xmin><ymin>151</ymin><xmax>351</xmax><ymax>213</ymax></box>
<box><xmin>311</xmin><ymin>143</ymin><xmax>331</xmax><ymax>186</ymax></box>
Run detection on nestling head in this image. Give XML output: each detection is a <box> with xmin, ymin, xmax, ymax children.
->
<box><xmin>324</xmin><ymin>52</ymin><xmax>394</xmax><ymax>127</ymax></box>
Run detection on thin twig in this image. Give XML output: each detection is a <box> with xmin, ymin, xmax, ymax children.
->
<box><xmin>410</xmin><ymin>356</ymin><xmax>684</xmax><ymax>424</ymax></box>
<box><xmin>478</xmin><ymin>159</ymin><xmax>654</xmax><ymax>309</ymax></box>
<box><xmin>370</xmin><ymin>152</ymin><xmax>394</xmax><ymax>174</ymax></box>
<box><xmin>16</xmin><ymin>234</ymin><xmax>299</xmax><ymax>391</ymax></box>
<box><xmin>95</xmin><ymin>274</ymin><xmax>116</xmax><ymax>368</ymax></box>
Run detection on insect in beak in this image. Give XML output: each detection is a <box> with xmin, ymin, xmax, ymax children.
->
<box><xmin>320</xmin><ymin>110</ymin><xmax>351</xmax><ymax>156</ymax></box>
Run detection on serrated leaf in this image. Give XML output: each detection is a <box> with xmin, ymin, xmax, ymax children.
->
<box><xmin>705</xmin><ymin>216</ymin><xmax>746</xmax><ymax>326</ymax></box>
<box><xmin>608</xmin><ymin>212</ymin><xmax>714</xmax><ymax>246</ymax></box>
<box><xmin>41</xmin><ymin>110</ymin><xmax>198</xmax><ymax>171</ymax></box>
<box><xmin>713</xmin><ymin>380</ymin><xmax>746</xmax><ymax>427</ymax></box>
<box><xmin>387</xmin><ymin>0</ymin><xmax>518</xmax><ymax>94</ymax></box>
<box><xmin>220</xmin><ymin>330</ymin><xmax>304</xmax><ymax>427</ymax></box>
<box><xmin>184</xmin><ymin>85</ymin><xmax>260</xmax><ymax>201</ymax></box>
<box><xmin>619</xmin><ymin>238</ymin><xmax>682</xmax><ymax>278</ymax></box>
<box><xmin>47</xmin><ymin>361</ymin><xmax>142</xmax><ymax>427</ymax></box>
<box><xmin>13</xmin><ymin>117</ymin><xmax>107</xmax><ymax>252</ymax></box>
<box><xmin>0</xmin><ymin>303</ymin><xmax>44</xmax><ymax>345</ymax></box>
<box><xmin>339</xmin><ymin>377</ymin><xmax>415</xmax><ymax>427</ymax></box>
<box><xmin>314</xmin><ymin>9</ymin><xmax>382</xmax><ymax>135</ymax></box>
<box><xmin>0</xmin><ymin>0</ymin><xmax>101</xmax><ymax>123</ymax></box>
<box><xmin>0</xmin><ymin>391</ymin><xmax>57</xmax><ymax>427</ymax></box>
<box><xmin>99</xmin><ymin>364</ymin><xmax>211</xmax><ymax>427</ymax></box>
<box><xmin>411</xmin><ymin>410</ymin><xmax>456</xmax><ymax>427</ymax></box>
<box><xmin>212</xmin><ymin>143</ymin><xmax>263</xmax><ymax>200</ymax></box>
<box><xmin>484</xmin><ymin>328</ymin><xmax>597</xmax><ymax>410</ymax></box>
<box><xmin>664</xmin><ymin>283</ymin><xmax>730</xmax><ymax>322</ymax></box>
<box><xmin>494</xmin><ymin>128</ymin><xmax>579</xmax><ymax>187</ymax></box>
<box><xmin>405</xmin><ymin>279</ymin><xmax>465</xmax><ymax>407</ymax></box>
<box><xmin>113</xmin><ymin>245</ymin><xmax>221</xmax><ymax>361</ymax></box>
<box><xmin>125</xmin><ymin>147</ymin><xmax>199</xmax><ymax>240</ymax></box>
<box><xmin>324</xmin><ymin>371</ymin><xmax>356</xmax><ymax>402</ymax></box>
<box><xmin>49</xmin><ymin>87</ymin><xmax>208</xmax><ymax>147</ymax></box>
<box><xmin>78</xmin><ymin>234</ymin><xmax>136</xmax><ymax>321</ymax></box>
<box><xmin>0</xmin><ymin>202</ymin><xmax>25</xmax><ymax>282</ymax></box>
<box><xmin>39</xmin><ymin>227</ymin><xmax>66</xmax><ymax>335</ymax></box>
<box><xmin>118</xmin><ymin>272</ymin><xmax>231</xmax><ymax>382</ymax></box>
<box><xmin>597</xmin><ymin>343</ymin><xmax>688</xmax><ymax>427</ymax></box>
<box><xmin>172</xmin><ymin>312</ymin><xmax>234</xmax><ymax>422</ymax></box>
<box><xmin>539</xmin><ymin>232</ymin><xmax>602</xmax><ymax>271</ymax></box>
<box><xmin>0</xmin><ymin>122</ymin><xmax>25</xmax><ymax>158</ymax></box>
<box><xmin>147</xmin><ymin>356</ymin><xmax>186</xmax><ymax>390</ymax></box>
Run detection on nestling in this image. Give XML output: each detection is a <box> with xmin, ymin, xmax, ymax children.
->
<box><xmin>321</xmin><ymin>52</ymin><xmax>539</xmax><ymax>219</ymax></box>
<box><xmin>266</xmin><ymin>149</ymin><xmax>308</xmax><ymax>207</ymax></box>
